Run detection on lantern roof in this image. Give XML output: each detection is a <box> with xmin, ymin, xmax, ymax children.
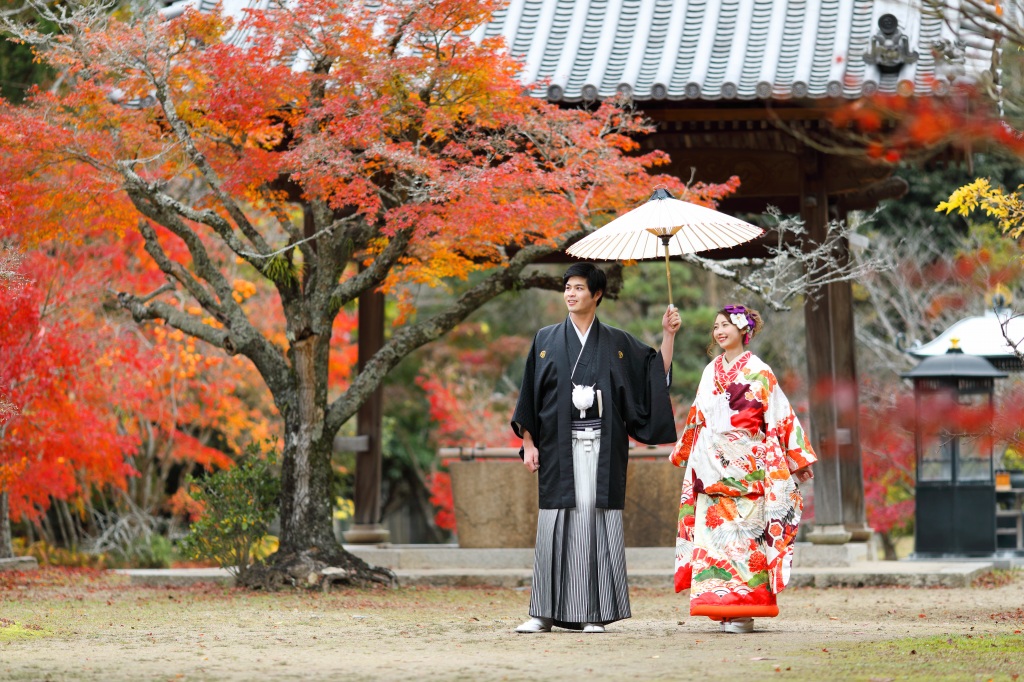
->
<box><xmin>907</xmin><ymin>308</ymin><xmax>1024</xmax><ymax>372</ymax></box>
<box><xmin>901</xmin><ymin>347</ymin><xmax>1007</xmax><ymax>381</ymax></box>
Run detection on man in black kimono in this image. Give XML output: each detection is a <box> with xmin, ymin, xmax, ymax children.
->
<box><xmin>512</xmin><ymin>263</ymin><xmax>679</xmax><ymax>633</ymax></box>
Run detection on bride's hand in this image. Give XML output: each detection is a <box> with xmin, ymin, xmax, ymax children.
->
<box><xmin>792</xmin><ymin>466</ymin><xmax>813</xmax><ymax>483</ymax></box>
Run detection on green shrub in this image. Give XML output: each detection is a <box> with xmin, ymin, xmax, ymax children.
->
<box><xmin>178</xmin><ymin>445</ymin><xmax>280</xmax><ymax>580</ymax></box>
<box><xmin>106</xmin><ymin>533</ymin><xmax>175</xmax><ymax>569</ymax></box>
<box><xmin>16</xmin><ymin>540</ymin><xmax>105</xmax><ymax>568</ymax></box>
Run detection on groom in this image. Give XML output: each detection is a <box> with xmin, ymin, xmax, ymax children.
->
<box><xmin>511</xmin><ymin>263</ymin><xmax>679</xmax><ymax>633</ymax></box>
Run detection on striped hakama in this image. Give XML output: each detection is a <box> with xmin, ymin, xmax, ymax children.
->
<box><xmin>528</xmin><ymin>424</ymin><xmax>631</xmax><ymax>628</ymax></box>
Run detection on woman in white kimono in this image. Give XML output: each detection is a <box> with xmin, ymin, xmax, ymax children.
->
<box><xmin>670</xmin><ymin>305</ymin><xmax>816</xmax><ymax>634</ymax></box>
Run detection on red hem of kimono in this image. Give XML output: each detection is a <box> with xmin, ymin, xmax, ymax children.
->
<box><xmin>689</xmin><ymin>584</ymin><xmax>778</xmax><ymax>619</ymax></box>
<box><xmin>692</xmin><ymin>605</ymin><xmax>780</xmax><ymax>620</ymax></box>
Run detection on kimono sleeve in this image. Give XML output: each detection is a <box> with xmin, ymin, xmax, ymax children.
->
<box><xmin>670</xmin><ymin>403</ymin><xmax>704</xmax><ymax>467</ymax></box>
<box><xmin>510</xmin><ymin>334</ymin><xmax>539</xmax><ymax>447</ymax></box>
<box><xmin>670</xmin><ymin>364</ymin><xmax>710</xmax><ymax>467</ymax></box>
<box><xmin>621</xmin><ymin>335</ymin><xmax>677</xmax><ymax>446</ymax></box>
<box><xmin>764</xmin><ymin>370</ymin><xmax>817</xmax><ymax>472</ymax></box>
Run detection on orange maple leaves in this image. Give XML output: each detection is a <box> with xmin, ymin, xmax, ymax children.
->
<box><xmin>829</xmin><ymin>84</ymin><xmax>1021</xmax><ymax>164</ymax></box>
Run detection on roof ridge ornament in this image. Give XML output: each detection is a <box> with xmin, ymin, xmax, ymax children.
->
<box><xmin>987</xmin><ymin>284</ymin><xmax>1013</xmax><ymax>311</ymax></box>
<box><xmin>932</xmin><ymin>37</ymin><xmax>967</xmax><ymax>83</ymax></box>
<box><xmin>862</xmin><ymin>13</ymin><xmax>919</xmax><ymax>75</ymax></box>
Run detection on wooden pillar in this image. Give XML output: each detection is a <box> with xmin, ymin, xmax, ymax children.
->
<box><xmin>343</xmin><ymin>285</ymin><xmax>390</xmax><ymax>544</ymax></box>
<box><xmin>801</xmin><ymin>153</ymin><xmax>852</xmax><ymax>544</ymax></box>
<box><xmin>830</xmin><ymin>209</ymin><xmax>871</xmax><ymax>541</ymax></box>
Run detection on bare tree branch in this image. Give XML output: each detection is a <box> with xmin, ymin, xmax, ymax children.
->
<box><xmin>999</xmin><ymin>308</ymin><xmax>1024</xmax><ymax>361</ymax></box>
<box><xmin>117</xmin><ymin>163</ymin><xmax>265</xmax><ymax>269</ymax></box>
<box><xmin>328</xmin><ymin>227</ymin><xmax>414</xmax><ymax>307</ymax></box>
<box><xmin>116</xmin><ymin>292</ymin><xmax>233</xmax><ymax>352</ymax></box>
<box><xmin>133</xmin><ymin>219</ymin><xmax>226</xmax><ymax>320</ymax></box>
<box><xmin>680</xmin><ymin>208</ymin><xmax>890</xmax><ymax>311</ymax></box>
<box><xmin>143</xmin><ymin>64</ymin><xmax>271</xmax><ymax>256</ymax></box>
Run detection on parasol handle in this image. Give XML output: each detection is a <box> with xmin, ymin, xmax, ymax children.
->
<box><xmin>660</xmin><ymin>235</ymin><xmax>674</xmax><ymax>307</ymax></box>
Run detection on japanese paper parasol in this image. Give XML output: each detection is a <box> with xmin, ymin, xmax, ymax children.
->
<box><xmin>566</xmin><ymin>188</ymin><xmax>763</xmax><ymax>306</ymax></box>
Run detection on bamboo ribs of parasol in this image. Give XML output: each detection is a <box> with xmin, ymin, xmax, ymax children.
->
<box><xmin>566</xmin><ymin>189</ymin><xmax>764</xmax><ymax>306</ymax></box>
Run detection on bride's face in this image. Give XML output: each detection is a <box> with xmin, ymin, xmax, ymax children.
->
<box><xmin>712</xmin><ymin>314</ymin><xmax>744</xmax><ymax>353</ymax></box>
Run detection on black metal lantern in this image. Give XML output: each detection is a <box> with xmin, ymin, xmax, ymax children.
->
<box><xmin>901</xmin><ymin>345</ymin><xmax>1007</xmax><ymax>556</ymax></box>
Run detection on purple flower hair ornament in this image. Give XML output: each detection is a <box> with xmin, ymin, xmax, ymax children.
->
<box><xmin>722</xmin><ymin>305</ymin><xmax>756</xmax><ymax>344</ymax></box>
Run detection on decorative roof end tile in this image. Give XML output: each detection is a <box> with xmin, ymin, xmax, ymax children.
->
<box><xmin>932</xmin><ymin>38</ymin><xmax>967</xmax><ymax>83</ymax></box>
<box><xmin>862</xmin><ymin>13</ymin><xmax>919</xmax><ymax>75</ymax></box>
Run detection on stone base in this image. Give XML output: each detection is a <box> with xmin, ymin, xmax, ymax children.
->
<box><xmin>0</xmin><ymin>556</ymin><xmax>39</xmax><ymax>572</ymax></box>
<box><xmin>448</xmin><ymin>458</ymin><xmax>686</xmax><ymax>548</ymax></box>
<box><xmin>805</xmin><ymin>524</ymin><xmax>853</xmax><ymax>545</ymax></box>
<box><xmin>845</xmin><ymin>523</ymin><xmax>875</xmax><ymax>543</ymax></box>
<box><xmin>792</xmin><ymin>541</ymin><xmax>871</xmax><ymax>568</ymax></box>
<box><xmin>342</xmin><ymin>524</ymin><xmax>391</xmax><ymax>545</ymax></box>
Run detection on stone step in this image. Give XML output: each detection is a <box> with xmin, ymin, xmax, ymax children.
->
<box><xmin>342</xmin><ymin>545</ymin><xmax>675</xmax><ymax>571</ymax></box>
<box><xmin>789</xmin><ymin>561</ymin><xmax>993</xmax><ymax>589</ymax></box>
<box><xmin>114</xmin><ymin>568</ymin><xmax>234</xmax><ymax>586</ymax></box>
<box><xmin>114</xmin><ymin>560</ymin><xmax>993</xmax><ymax>589</ymax></box>
<box><xmin>0</xmin><ymin>556</ymin><xmax>38</xmax><ymax>572</ymax></box>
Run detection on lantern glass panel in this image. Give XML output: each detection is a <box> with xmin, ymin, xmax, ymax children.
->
<box><xmin>920</xmin><ymin>432</ymin><xmax>953</xmax><ymax>481</ymax></box>
<box><xmin>957</xmin><ymin>433</ymin><xmax>991</xmax><ymax>481</ymax></box>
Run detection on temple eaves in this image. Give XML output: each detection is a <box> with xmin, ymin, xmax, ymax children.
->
<box><xmin>160</xmin><ymin>0</ymin><xmax>998</xmax><ymax>103</ymax></box>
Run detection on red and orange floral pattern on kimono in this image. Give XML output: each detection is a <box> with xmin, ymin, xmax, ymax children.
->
<box><xmin>670</xmin><ymin>351</ymin><xmax>816</xmax><ymax>621</ymax></box>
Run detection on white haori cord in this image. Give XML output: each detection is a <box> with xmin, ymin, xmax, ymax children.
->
<box><xmin>570</xmin><ymin>343</ymin><xmax>602</xmax><ymax>418</ymax></box>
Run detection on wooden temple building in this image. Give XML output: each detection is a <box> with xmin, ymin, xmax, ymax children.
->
<box><xmin>456</xmin><ymin>0</ymin><xmax>997</xmax><ymax>546</ymax></box>
<box><xmin>166</xmin><ymin>0</ymin><xmax>999</xmax><ymax>545</ymax></box>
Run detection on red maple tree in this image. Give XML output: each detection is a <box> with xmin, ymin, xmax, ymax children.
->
<box><xmin>0</xmin><ymin>245</ymin><xmax>135</xmax><ymax>556</ymax></box>
<box><xmin>0</xmin><ymin>0</ymin><xmax>740</xmax><ymax>581</ymax></box>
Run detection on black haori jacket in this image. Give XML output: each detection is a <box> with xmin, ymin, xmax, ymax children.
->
<box><xmin>511</xmin><ymin>317</ymin><xmax>677</xmax><ymax>510</ymax></box>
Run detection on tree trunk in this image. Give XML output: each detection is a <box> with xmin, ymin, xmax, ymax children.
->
<box><xmin>879</xmin><ymin>531</ymin><xmax>898</xmax><ymax>561</ymax></box>
<box><xmin>0</xmin><ymin>491</ymin><xmax>13</xmax><ymax>558</ymax></box>
<box><xmin>244</xmin><ymin>336</ymin><xmax>395</xmax><ymax>590</ymax></box>
<box><xmin>278</xmin><ymin>336</ymin><xmax>336</xmax><ymax>554</ymax></box>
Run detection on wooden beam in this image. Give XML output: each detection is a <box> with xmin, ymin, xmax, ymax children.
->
<box><xmin>835</xmin><ymin>177</ymin><xmax>909</xmax><ymax>212</ymax></box>
<box><xmin>645</xmin><ymin>145</ymin><xmax>895</xmax><ymax>198</ymax></box>
<box><xmin>642</xmin><ymin>105</ymin><xmax>839</xmax><ymax>123</ymax></box>
<box><xmin>828</xmin><ymin>213</ymin><xmax>871</xmax><ymax>540</ymax></box>
<box><xmin>350</xmin><ymin>283</ymin><xmax>387</xmax><ymax>541</ymax></box>
<box><xmin>800</xmin><ymin>151</ymin><xmax>847</xmax><ymax>537</ymax></box>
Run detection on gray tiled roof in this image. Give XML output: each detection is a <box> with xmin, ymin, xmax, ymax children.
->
<box><xmin>163</xmin><ymin>0</ymin><xmax>998</xmax><ymax>101</ymax></box>
<box><xmin>471</xmin><ymin>0</ymin><xmax>997</xmax><ymax>101</ymax></box>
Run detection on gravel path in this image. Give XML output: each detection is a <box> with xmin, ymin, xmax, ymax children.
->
<box><xmin>1</xmin><ymin>569</ymin><xmax>1022</xmax><ymax>681</ymax></box>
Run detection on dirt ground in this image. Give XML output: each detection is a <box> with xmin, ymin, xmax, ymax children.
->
<box><xmin>1</xmin><ymin>568</ymin><xmax>1023</xmax><ymax>681</ymax></box>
